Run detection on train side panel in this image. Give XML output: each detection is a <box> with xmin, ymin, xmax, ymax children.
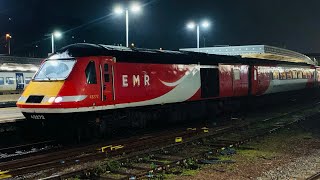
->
<box><xmin>113</xmin><ymin>63</ymin><xmax>201</xmax><ymax>106</ymax></box>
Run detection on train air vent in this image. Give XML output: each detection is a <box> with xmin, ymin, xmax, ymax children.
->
<box><xmin>26</xmin><ymin>95</ymin><xmax>44</xmax><ymax>103</ymax></box>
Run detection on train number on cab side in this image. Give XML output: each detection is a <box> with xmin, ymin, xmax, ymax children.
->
<box><xmin>30</xmin><ymin>115</ymin><xmax>45</xmax><ymax>120</ymax></box>
<box><xmin>90</xmin><ymin>95</ymin><xmax>99</xmax><ymax>99</ymax></box>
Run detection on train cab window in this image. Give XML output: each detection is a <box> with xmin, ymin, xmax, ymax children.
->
<box><xmin>273</xmin><ymin>71</ymin><xmax>279</xmax><ymax>79</ymax></box>
<box><xmin>233</xmin><ymin>69</ymin><xmax>240</xmax><ymax>80</ymax></box>
<box><xmin>0</xmin><ymin>77</ymin><xmax>4</xmax><ymax>85</ymax></box>
<box><xmin>286</xmin><ymin>71</ymin><xmax>292</xmax><ymax>79</ymax></box>
<box><xmin>298</xmin><ymin>71</ymin><xmax>303</xmax><ymax>79</ymax></box>
<box><xmin>85</xmin><ymin>61</ymin><xmax>97</xmax><ymax>84</ymax></box>
<box><xmin>6</xmin><ymin>77</ymin><xmax>14</xmax><ymax>84</ymax></box>
<box><xmin>25</xmin><ymin>77</ymin><xmax>32</xmax><ymax>84</ymax></box>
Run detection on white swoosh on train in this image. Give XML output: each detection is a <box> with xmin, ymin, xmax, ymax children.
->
<box><xmin>159</xmin><ymin>74</ymin><xmax>189</xmax><ymax>87</ymax></box>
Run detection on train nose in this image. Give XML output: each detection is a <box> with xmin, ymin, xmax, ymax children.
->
<box><xmin>16</xmin><ymin>81</ymin><xmax>64</xmax><ymax>106</ymax></box>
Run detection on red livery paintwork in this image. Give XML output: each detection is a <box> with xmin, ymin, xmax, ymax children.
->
<box><xmin>16</xmin><ymin>44</ymin><xmax>320</xmax><ymax>116</ymax></box>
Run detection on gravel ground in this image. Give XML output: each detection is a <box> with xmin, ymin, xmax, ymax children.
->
<box><xmin>258</xmin><ymin>149</ymin><xmax>320</xmax><ymax>179</ymax></box>
<box><xmin>174</xmin><ymin>122</ymin><xmax>320</xmax><ymax>180</ymax></box>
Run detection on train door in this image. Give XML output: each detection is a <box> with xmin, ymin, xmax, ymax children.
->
<box><xmin>99</xmin><ymin>59</ymin><xmax>114</xmax><ymax>103</ymax></box>
<box><xmin>15</xmin><ymin>73</ymin><xmax>24</xmax><ymax>90</ymax></box>
<box><xmin>250</xmin><ymin>66</ymin><xmax>258</xmax><ymax>95</ymax></box>
<box><xmin>256</xmin><ymin>67</ymin><xmax>270</xmax><ymax>95</ymax></box>
<box><xmin>232</xmin><ymin>68</ymin><xmax>241</xmax><ymax>96</ymax></box>
<box><xmin>200</xmin><ymin>67</ymin><xmax>219</xmax><ymax>98</ymax></box>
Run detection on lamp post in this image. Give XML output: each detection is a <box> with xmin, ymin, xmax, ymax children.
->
<box><xmin>5</xmin><ymin>34</ymin><xmax>12</xmax><ymax>55</ymax></box>
<box><xmin>114</xmin><ymin>3</ymin><xmax>142</xmax><ymax>47</ymax></box>
<box><xmin>51</xmin><ymin>31</ymin><xmax>62</xmax><ymax>53</ymax></box>
<box><xmin>187</xmin><ymin>20</ymin><xmax>210</xmax><ymax>51</ymax></box>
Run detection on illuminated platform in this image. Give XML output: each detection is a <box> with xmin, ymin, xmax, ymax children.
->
<box><xmin>180</xmin><ymin>45</ymin><xmax>316</xmax><ymax>65</ymax></box>
<box><xmin>0</xmin><ymin>107</ymin><xmax>24</xmax><ymax>123</ymax></box>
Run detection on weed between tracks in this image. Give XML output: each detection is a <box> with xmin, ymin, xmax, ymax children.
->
<box><xmin>88</xmin><ymin>117</ymin><xmax>320</xmax><ymax>179</ymax></box>
<box><xmin>172</xmin><ymin>125</ymin><xmax>320</xmax><ymax>180</ymax></box>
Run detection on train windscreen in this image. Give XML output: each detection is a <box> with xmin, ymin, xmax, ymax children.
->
<box><xmin>33</xmin><ymin>60</ymin><xmax>76</xmax><ymax>81</ymax></box>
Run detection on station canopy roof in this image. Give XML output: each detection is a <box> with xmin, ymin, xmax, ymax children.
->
<box><xmin>180</xmin><ymin>45</ymin><xmax>316</xmax><ymax>66</ymax></box>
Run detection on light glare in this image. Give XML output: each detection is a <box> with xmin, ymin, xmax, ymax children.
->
<box><xmin>53</xmin><ymin>31</ymin><xmax>62</xmax><ymax>38</ymax></box>
<box><xmin>114</xmin><ymin>6</ymin><xmax>124</xmax><ymax>14</ymax></box>
<box><xmin>54</xmin><ymin>97</ymin><xmax>63</xmax><ymax>103</ymax></box>
<box><xmin>187</xmin><ymin>22</ymin><xmax>195</xmax><ymax>29</ymax></box>
<box><xmin>131</xmin><ymin>3</ymin><xmax>141</xmax><ymax>13</ymax></box>
<box><xmin>48</xmin><ymin>97</ymin><xmax>55</xmax><ymax>103</ymax></box>
<box><xmin>202</xmin><ymin>20</ymin><xmax>210</xmax><ymax>28</ymax></box>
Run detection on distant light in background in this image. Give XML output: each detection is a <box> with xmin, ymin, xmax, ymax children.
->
<box><xmin>202</xmin><ymin>20</ymin><xmax>210</xmax><ymax>28</ymax></box>
<box><xmin>51</xmin><ymin>30</ymin><xmax>63</xmax><ymax>53</ymax></box>
<box><xmin>186</xmin><ymin>19</ymin><xmax>211</xmax><ymax>50</ymax></box>
<box><xmin>5</xmin><ymin>34</ymin><xmax>12</xmax><ymax>55</ymax></box>
<box><xmin>53</xmin><ymin>31</ymin><xmax>62</xmax><ymax>38</ymax></box>
<box><xmin>114</xmin><ymin>5</ymin><xmax>124</xmax><ymax>14</ymax></box>
<box><xmin>113</xmin><ymin>2</ymin><xmax>143</xmax><ymax>47</ymax></box>
<box><xmin>131</xmin><ymin>3</ymin><xmax>142</xmax><ymax>13</ymax></box>
<box><xmin>187</xmin><ymin>22</ymin><xmax>196</xmax><ymax>29</ymax></box>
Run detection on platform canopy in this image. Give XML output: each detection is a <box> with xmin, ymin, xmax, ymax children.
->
<box><xmin>180</xmin><ymin>45</ymin><xmax>316</xmax><ymax>66</ymax></box>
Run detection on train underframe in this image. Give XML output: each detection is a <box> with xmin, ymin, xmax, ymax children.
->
<box><xmin>21</xmin><ymin>88</ymin><xmax>320</xmax><ymax>141</ymax></box>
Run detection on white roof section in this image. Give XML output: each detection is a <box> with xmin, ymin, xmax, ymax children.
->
<box><xmin>180</xmin><ymin>45</ymin><xmax>316</xmax><ymax>65</ymax></box>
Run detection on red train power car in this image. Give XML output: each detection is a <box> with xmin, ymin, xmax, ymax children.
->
<box><xmin>16</xmin><ymin>44</ymin><xmax>320</xmax><ymax>134</ymax></box>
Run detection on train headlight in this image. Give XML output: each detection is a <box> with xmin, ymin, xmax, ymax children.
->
<box><xmin>48</xmin><ymin>97</ymin><xmax>56</xmax><ymax>103</ymax></box>
<box><xmin>54</xmin><ymin>97</ymin><xmax>63</xmax><ymax>103</ymax></box>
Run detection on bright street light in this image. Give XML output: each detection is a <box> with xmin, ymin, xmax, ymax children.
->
<box><xmin>114</xmin><ymin>3</ymin><xmax>142</xmax><ymax>47</ymax></box>
<box><xmin>114</xmin><ymin>5</ymin><xmax>124</xmax><ymax>14</ymax></box>
<box><xmin>187</xmin><ymin>22</ymin><xmax>196</xmax><ymax>29</ymax></box>
<box><xmin>5</xmin><ymin>34</ymin><xmax>12</xmax><ymax>55</ymax></box>
<box><xmin>53</xmin><ymin>31</ymin><xmax>62</xmax><ymax>38</ymax></box>
<box><xmin>202</xmin><ymin>20</ymin><xmax>210</xmax><ymax>28</ymax></box>
<box><xmin>186</xmin><ymin>20</ymin><xmax>210</xmax><ymax>51</ymax></box>
<box><xmin>51</xmin><ymin>31</ymin><xmax>62</xmax><ymax>53</ymax></box>
<box><xmin>131</xmin><ymin>3</ymin><xmax>142</xmax><ymax>13</ymax></box>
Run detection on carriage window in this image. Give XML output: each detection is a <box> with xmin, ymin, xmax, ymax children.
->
<box><xmin>273</xmin><ymin>71</ymin><xmax>279</xmax><ymax>79</ymax></box>
<box><xmin>0</xmin><ymin>77</ymin><xmax>4</xmax><ymax>85</ymax></box>
<box><xmin>280</xmin><ymin>72</ymin><xmax>286</xmax><ymax>80</ymax></box>
<box><xmin>6</xmin><ymin>77</ymin><xmax>14</xmax><ymax>84</ymax></box>
<box><xmin>25</xmin><ymin>77</ymin><xmax>32</xmax><ymax>84</ymax></box>
<box><xmin>286</xmin><ymin>71</ymin><xmax>292</xmax><ymax>79</ymax></box>
<box><xmin>233</xmin><ymin>69</ymin><xmax>240</xmax><ymax>80</ymax></box>
<box><xmin>297</xmin><ymin>71</ymin><xmax>303</xmax><ymax>79</ymax></box>
<box><xmin>85</xmin><ymin>61</ymin><xmax>97</xmax><ymax>84</ymax></box>
<box><xmin>306</xmin><ymin>71</ymin><xmax>311</xmax><ymax>79</ymax></box>
<box><xmin>302</xmin><ymin>71</ymin><xmax>307</xmax><ymax>79</ymax></box>
<box><xmin>292</xmin><ymin>71</ymin><xmax>297</xmax><ymax>79</ymax></box>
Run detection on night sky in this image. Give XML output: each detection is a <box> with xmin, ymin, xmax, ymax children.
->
<box><xmin>0</xmin><ymin>0</ymin><xmax>320</xmax><ymax>57</ymax></box>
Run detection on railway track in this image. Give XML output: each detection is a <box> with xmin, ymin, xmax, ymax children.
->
<box><xmin>1</xmin><ymin>100</ymin><xmax>317</xmax><ymax>179</ymax></box>
<box><xmin>0</xmin><ymin>94</ymin><xmax>319</xmax><ymax>179</ymax></box>
<box><xmin>306</xmin><ymin>172</ymin><xmax>320</xmax><ymax>180</ymax></box>
<box><xmin>0</xmin><ymin>140</ymin><xmax>58</xmax><ymax>163</ymax></box>
<box><xmin>70</xmin><ymin>107</ymin><xmax>314</xmax><ymax>180</ymax></box>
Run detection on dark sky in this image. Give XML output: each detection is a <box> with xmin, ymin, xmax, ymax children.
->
<box><xmin>0</xmin><ymin>0</ymin><xmax>320</xmax><ymax>57</ymax></box>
